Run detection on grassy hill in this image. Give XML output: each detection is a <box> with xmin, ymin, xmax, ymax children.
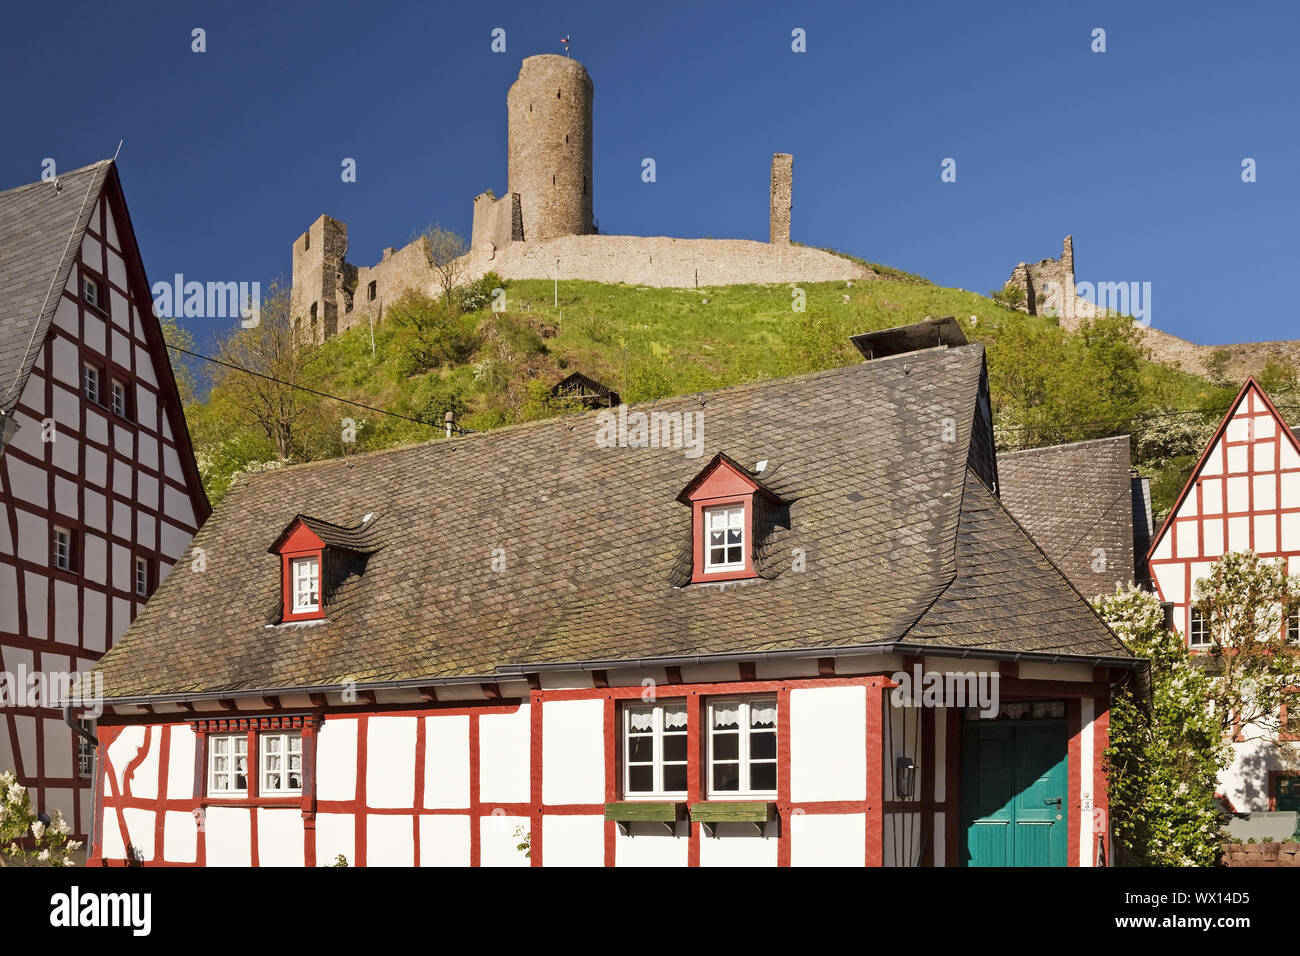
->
<box><xmin>185</xmin><ymin>268</ymin><xmax>1288</xmax><ymax>522</ymax></box>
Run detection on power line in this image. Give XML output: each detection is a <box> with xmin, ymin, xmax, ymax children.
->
<box><xmin>166</xmin><ymin>343</ymin><xmax>438</xmax><ymax>429</ymax></box>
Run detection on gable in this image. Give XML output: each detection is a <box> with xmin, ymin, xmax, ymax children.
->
<box><xmin>1150</xmin><ymin>380</ymin><xmax>1300</xmax><ymax>569</ymax></box>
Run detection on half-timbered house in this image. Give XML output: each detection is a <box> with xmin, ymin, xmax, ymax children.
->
<box><xmin>0</xmin><ymin>160</ymin><xmax>210</xmax><ymax>840</ymax></box>
<box><xmin>1147</xmin><ymin>378</ymin><xmax>1300</xmax><ymax>812</ymax></box>
<box><xmin>88</xmin><ymin>317</ymin><xmax>1135</xmax><ymax>867</ymax></box>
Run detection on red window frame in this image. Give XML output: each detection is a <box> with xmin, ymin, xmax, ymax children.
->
<box><xmin>680</xmin><ymin>454</ymin><xmax>770</xmax><ymax>585</ymax></box>
<box><xmin>271</xmin><ymin>518</ymin><xmax>327</xmax><ymax>622</ymax></box>
<box><xmin>692</xmin><ymin>495</ymin><xmax>755</xmax><ymax>583</ymax></box>
<box><xmin>197</xmin><ymin>715</ymin><xmax>317</xmax><ymax>809</ymax></box>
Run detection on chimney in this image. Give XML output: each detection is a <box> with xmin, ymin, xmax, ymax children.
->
<box><xmin>849</xmin><ymin>316</ymin><xmax>967</xmax><ymax>361</ymax></box>
<box><xmin>770</xmin><ymin>153</ymin><xmax>792</xmax><ymax>244</ymax></box>
<box><xmin>444</xmin><ymin>411</ymin><xmax>456</xmax><ymax>439</ymax></box>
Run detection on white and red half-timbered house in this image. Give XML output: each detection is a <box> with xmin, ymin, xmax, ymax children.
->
<box><xmin>0</xmin><ymin>161</ymin><xmax>210</xmax><ymax>840</ymax></box>
<box><xmin>89</xmin><ymin>317</ymin><xmax>1135</xmax><ymax>867</ymax></box>
<box><xmin>1147</xmin><ymin>378</ymin><xmax>1300</xmax><ymax>812</ymax></box>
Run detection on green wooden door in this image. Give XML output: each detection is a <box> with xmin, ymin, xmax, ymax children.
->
<box><xmin>960</xmin><ymin>719</ymin><xmax>1068</xmax><ymax>867</ymax></box>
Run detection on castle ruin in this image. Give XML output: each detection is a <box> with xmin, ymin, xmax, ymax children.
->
<box><xmin>290</xmin><ymin>55</ymin><xmax>870</xmax><ymax>343</ymax></box>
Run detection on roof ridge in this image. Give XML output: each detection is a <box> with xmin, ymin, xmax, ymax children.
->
<box><xmin>233</xmin><ymin>343</ymin><xmax>988</xmax><ymax>486</ymax></box>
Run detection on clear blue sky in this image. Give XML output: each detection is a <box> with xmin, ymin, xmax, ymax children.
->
<box><xmin>3</xmin><ymin>0</ymin><xmax>1296</xmax><ymax>350</ymax></box>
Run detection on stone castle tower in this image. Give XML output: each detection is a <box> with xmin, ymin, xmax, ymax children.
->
<box><xmin>288</xmin><ymin>54</ymin><xmax>864</xmax><ymax>345</ymax></box>
<box><xmin>507</xmin><ymin>54</ymin><xmax>594</xmax><ymax>240</ymax></box>
<box><xmin>290</xmin><ymin>214</ymin><xmax>355</xmax><ymax>343</ymax></box>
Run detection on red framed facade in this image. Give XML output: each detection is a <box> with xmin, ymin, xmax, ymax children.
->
<box><xmin>89</xmin><ymin>669</ymin><xmax>1112</xmax><ymax>868</ymax></box>
<box><xmin>0</xmin><ymin>169</ymin><xmax>211</xmax><ymax>842</ymax></box>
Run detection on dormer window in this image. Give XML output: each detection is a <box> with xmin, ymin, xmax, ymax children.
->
<box><xmin>292</xmin><ymin>556</ymin><xmax>320</xmax><ymax>612</ymax></box>
<box><xmin>268</xmin><ymin>513</ymin><xmax>381</xmax><ymax>624</ymax></box>
<box><xmin>704</xmin><ymin>504</ymin><xmax>745</xmax><ymax>572</ymax></box>
<box><xmin>678</xmin><ymin>453</ymin><xmax>785</xmax><ymax>585</ymax></box>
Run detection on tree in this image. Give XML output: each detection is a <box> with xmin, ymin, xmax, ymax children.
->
<box><xmin>157</xmin><ymin>313</ymin><xmax>199</xmax><ymax>407</ymax></box>
<box><xmin>1194</xmin><ymin>550</ymin><xmax>1300</xmax><ymax>740</ymax></box>
<box><xmin>1095</xmin><ymin>586</ymin><xmax>1228</xmax><ymax>866</ymax></box>
<box><xmin>210</xmin><ymin>282</ymin><xmax>323</xmax><ymax>460</ymax></box>
<box><xmin>421</xmin><ymin>224</ymin><xmax>469</xmax><ymax>307</ymax></box>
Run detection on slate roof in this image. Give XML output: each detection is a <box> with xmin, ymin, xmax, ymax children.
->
<box><xmin>95</xmin><ymin>343</ymin><xmax>1131</xmax><ymax>701</ymax></box>
<box><xmin>274</xmin><ymin>514</ymin><xmax>385</xmax><ymax>554</ymax></box>
<box><xmin>997</xmin><ymin>435</ymin><xmax>1136</xmax><ymax>600</ymax></box>
<box><xmin>0</xmin><ymin>161</ymin><xmax>112</xmax><ymax>414</ymax></box>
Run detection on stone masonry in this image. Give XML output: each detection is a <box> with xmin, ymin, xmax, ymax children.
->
<box><xmin>290</xmin><ymin>56</ymin><xmax>868</xmax><ymax>342</ymax></box>
<box><xmin>770</xmin><ymin>153</ymin><xmax>792</xmax><ymax>243</ymax></box>
<box><xmin>1003</xmin><ymin>236</ymin><xmax>1300</xmax><ymax>380</ymax></box>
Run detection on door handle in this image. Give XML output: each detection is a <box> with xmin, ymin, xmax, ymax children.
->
<box><xmin>1043</xmin><ymin>797</ymin><xmax>1062</xmax><ymax>807</ymax></box>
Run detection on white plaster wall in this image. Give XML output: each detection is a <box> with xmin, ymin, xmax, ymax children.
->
<box><xmin>615</xmin><ymin>822</ymin><xmax>690</xmax><ymax>866</ymax></box>
<box><xmin>100</xmin><ymin>807</ymin><xmax>125</xmax><ymax>859</ymax></box>
<box><xmin>542</xmin><ymin>698</ymin><xmax>604</xmax><ymax>805</ymax></box>
<box><xmin>541</xmin><ymin>814</ymin><xmax>604</xmax><ymax>866</ymax></box>
<box><xmin>166</xmin><ymin>725</ymin><xmax>195</xmax><ymax>799</ymax></box>
<box><xmin>698</xmin><ymin>825</ymin><xmax>778</xmax><ymax>866</ymax></box>
<box><xmin>314</xmin><ymin>813</ymin><xmax>355</xmax><ymax>866</ymax></box>
<box><xmin>480</xmin><ymin>813</ymin><xmax>531</xmax><ymax>867</ymax></box>
<box><xmin>163</xmin><ymin>810</ymin><xmax>197</xmax><ymax>863</ymax></box>
<box><xmin>205</xmin><ymin>807</ymin><xmax>252</xmax><ymax>866</ymax></box>
<box><xmin>790</xmin><ymin>685</ymin><xmax>865</xmax><ymax>803</ymax></box>
<box><xmin>423</xmin><ymin>714</ymin><xmax>470</xmax><ymax>808</ymax></box>
<box><xmin>479</xmin><ymin>704</ymin><xmax>530</xmax><ymax>805</ymax></box>
<box><xmin>791</xmin><ymin>813</ymin><xmax>865</xmax><ymax>866</ymax></box>
<box><xmin>366</xmin><ymin>715</ymin><xmax>416</xmax><ymax>809</ymax></box>
<box><xmin>367</xmin><ymin>815</ymin><xmax>415</xmax><ymax>866</ymax></box>
<box><xmin>1220</xmin><ymin>734</ymin><xmax>1299</xmax><ymax>812</ymax></box>
<box><xmin>419</xmin><ymin>815</ymin><xmax>471</xmax><ymax>866</ymax></box>
<box><xmin>122</xmin><ymin>807</ymin><xmax>155</xmax><ymax>860</ymax></box>
<box><xmin>258</xmin><ymin>808</ymin><xmax>304</xmax><ymax>866</ymax></box>
<box><xmin>316</xmin><ymin>717</ymin><xmax>357</xmax><ymax>801</ymax></box>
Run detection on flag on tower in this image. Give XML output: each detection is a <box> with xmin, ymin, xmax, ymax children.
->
<box><xmin>561</xmin><ymin>35</ymin><xmax>571</xmax><ymax>55</ymax></box>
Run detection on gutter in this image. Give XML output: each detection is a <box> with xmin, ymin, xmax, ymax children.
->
<box><xmin>95</xmin><ymin>641</ymin><xmax>1141</xmax><ymax>709</ymax></box>
<box><xmin>63</xmin><ymin>705</ymin><xmax>97</xmax><ymax>857</ymax></box>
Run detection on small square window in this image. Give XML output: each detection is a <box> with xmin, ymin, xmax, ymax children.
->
<box><xmin>82</xmin><ymin>363</ymin><xmax>100</xmax><ymax>404</ymax></box>
<box><xmin>111</xmin><ymin>380</ymin><xmax>128</xmax><ymax>418</ymax></box>
<box><xmin>1189</xmin><ymin>606</ymin><xmax>1211</xmax><ymax>648</ymax></box>
<box><xmin>135</xmin><ymin>557</ymin><xmax>149</xmax><ymax>597</ymax></box>
<box><xmin>209</xmin><ymin>734</ymin><xmax>249</xmax><ymax>795</ymax></box>
<box><xmin>703</xmin><ymin>504</ymin><xmax>746</xmax><ymax>572</ymax></box>
<box><xmin>82</xmin><ymin>275</ymin><xmax>101</xmax><ymax>309</ymax></box>
<box><xmin>1288</xmin><ymin>610</ymin><xmax>1300</xmax><ymax>646</ymax></box>
<box><xmin>77</xmin><ymin>720</ymin><xmax>95</xmax><ymax>778</ymax></box>
<box><xmin>53</xmin><ymin>527</ymin><xmax>73</xmax><ymax>572</ymax></box>
<box><xmin>292</xmin><ymin>556</ymin><xmax>320</xmax><ymax>612</ymax></box>
<box><xmin>260</xmin><ymin>732</ymin><xmax>303</xmax><ymax>794</ymax></box>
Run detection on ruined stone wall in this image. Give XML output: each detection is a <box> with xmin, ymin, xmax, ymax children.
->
<box><xmin>289</xmin><ymin>214</ymin><xmax>350</xmax><ymax>343</ymax></box>
<box><xmin>471</xmin><ymin>192</ymin><xmax>523</xmax><ymax>252</ymax></box>
<box><xmin>507</xmin><ymin>55</ymin><xmax>593</xmax><ymax>240</ymax></box>
<box><xmin>770</xmin><ymin>153</ymin><xmax>792</xmax><ymax>244</ymax></box>
<box><xmin>1006</xmin><ymin>236</ymin><xmax>1090</xmax><ymax>325</ymax></box>
<box><xmin>462</xmin><ymin>234</ymin><xmax>871</xmax><ymax>288</ymax></box>
<box><xmin>338</xmin><ymin>240</ymin><xmax>436</xmax><ymax>334</ymax></box>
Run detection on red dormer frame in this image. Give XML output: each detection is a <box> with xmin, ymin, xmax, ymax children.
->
<box><xmin>269</xmin><ymin>518</ymin><xmax>326</xmax><ymax>622</ymax></box>
<box><xmin>678</xmin><ymin>454</ymin><xmax>773</xmax><ymax>584</ymax></box>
